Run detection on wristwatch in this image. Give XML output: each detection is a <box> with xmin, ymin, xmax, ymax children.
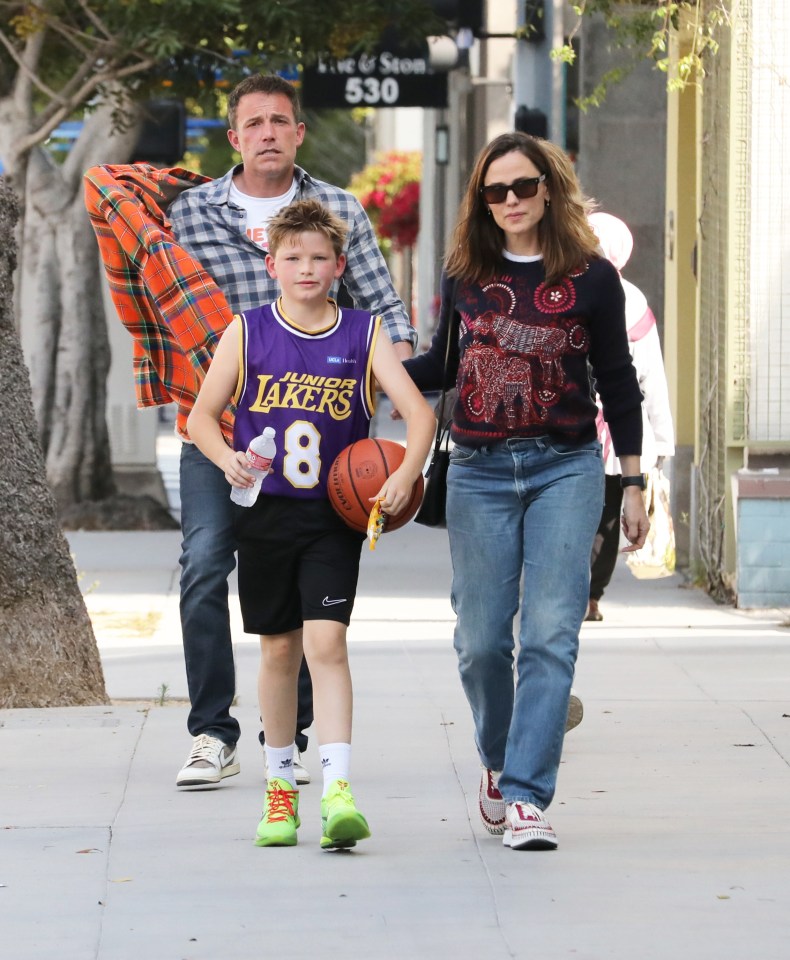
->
<box><xmin>620</xmin><ymin>474</ymin><xmax>647</xmax><ymax>490</ymax></box>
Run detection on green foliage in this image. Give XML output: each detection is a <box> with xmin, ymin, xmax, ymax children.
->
<box><xmin>554</xmin><ymin>1</ymin><xmax>730</xmax><ymax>110</ymax></box>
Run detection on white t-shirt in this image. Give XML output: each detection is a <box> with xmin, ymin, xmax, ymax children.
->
<box><xmin>502</xmin><ymin>250</ymin><xmax>543</xmax><ymax>263</ymax></box>
<box><xmin>229</xmin><ymin>179</ymin><xmax>297</xmax><ymax>252</ymax></box>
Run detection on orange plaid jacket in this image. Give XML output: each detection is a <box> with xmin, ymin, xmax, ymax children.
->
<box><xmin>84</xmin><ymin>163</ymin><xmax>235</xmax><ymax>443</ymax></box>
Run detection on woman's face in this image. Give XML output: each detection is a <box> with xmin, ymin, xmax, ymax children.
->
<box><xmin>481</xmin><ymin>149</ymin><xmax>550</xmax><ymax>254</ymax></box>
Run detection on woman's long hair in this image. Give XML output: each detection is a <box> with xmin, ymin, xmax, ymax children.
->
<box><xmin>445</xmin><ymin>132</ymin><xmax>600</xmax><ymax>287</ymax></box>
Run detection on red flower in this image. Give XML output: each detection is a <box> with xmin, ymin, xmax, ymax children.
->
<box><xmin>349</xmin><ymin>151</ymin><xmax>421</xmax><ymax>250</ymax></box>
<box><xmin>378</xmin><ymin>180</ymin><xmax>420</xmax><ymax>250</ymax></box>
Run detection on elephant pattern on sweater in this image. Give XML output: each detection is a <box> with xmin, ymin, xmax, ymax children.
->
<box><xmin>459</xmin><ymin>307</ymin><xmax>570</xmax><ymax>428</ymax></box>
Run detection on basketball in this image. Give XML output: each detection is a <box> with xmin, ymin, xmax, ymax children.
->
<box><xmin>327</xmin><ymin>438</ymin><xmax>425</xmax><ymax>535</ymax></box>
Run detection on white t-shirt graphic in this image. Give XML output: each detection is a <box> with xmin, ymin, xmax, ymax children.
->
<box><xmin>229</xmin><ymin>179</ymin><xmax>297</xmax><ymax>251</ymax></box>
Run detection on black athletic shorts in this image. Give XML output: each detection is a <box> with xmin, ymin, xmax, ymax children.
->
<box><xmin>235</xmin><ymin>495</ymin><xmax>365</xmax><ymax>636</ymax></box>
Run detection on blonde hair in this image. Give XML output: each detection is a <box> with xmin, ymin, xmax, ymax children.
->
<box><xmin>267</xmin><ymin>199</ymin><xmax>348</xmax><ymax>259</ymax></box>
<box><xmin>445</xmin><ymin>132</ymin><xmax>600</xmax><ymax>286</ymax></box>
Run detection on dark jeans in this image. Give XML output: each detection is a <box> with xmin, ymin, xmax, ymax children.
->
<box><xmin>179</xmin><ymin>442</ymin><xmax>313</xmax><ymax>750</ymax></box>
<box><xmin>589</xmin><ymin>475</ymin><xmax>624</xmax><ymax>601</ymax></box>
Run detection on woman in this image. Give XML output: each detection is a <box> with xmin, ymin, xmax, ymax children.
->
<box><xmin>405</xmin><ymin>133</ymin><xmax>649</xmax><ymax>851</ymax></box>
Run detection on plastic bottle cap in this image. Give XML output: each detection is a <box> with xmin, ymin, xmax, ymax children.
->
<box><xmin>262</xmin><ymin>427</ymin><xmax>275</xmax><ymax>437</ymax></box>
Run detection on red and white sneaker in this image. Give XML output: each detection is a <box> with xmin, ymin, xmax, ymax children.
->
<box><xmin>479</xmin><ymin>768</ymin><xmax>506</xmax><ymax>835</ymax></box>
<box><xmin>503</xmin><ymin>801</ymin><xmax>558</xmax><ymax>850</ymax></box>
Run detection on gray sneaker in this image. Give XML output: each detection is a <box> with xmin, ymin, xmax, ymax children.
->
<box><xmin>292</xmin><ymin>748</ymin><xmax>311</xmax><ymax>785</ymax></box>
<box><xmin>176</xmin><ymin>734</ymin><xmax>240</xmax><ymax>788</ymax></box>
<box><xmin>565</xmin><ymin>692</ymin><xmax>584</xmax><ymax>732</ymax></box>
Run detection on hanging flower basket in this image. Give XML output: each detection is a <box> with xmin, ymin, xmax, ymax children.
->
<box><xmin>349</xmin><ymin>150</ymin><xmax>421</xmax><ymax>253</ymax></box>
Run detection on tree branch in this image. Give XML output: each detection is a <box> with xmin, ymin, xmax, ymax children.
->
<box><xmin>14</xmin><ymin>55</ymin><xmax>158</xmax><ymax>157</ymax></box>
<box><xmin>38</xmin><ymin>37</ymin><xmax>139</xmax><ymax>126</ymax></box>
<box><xmin>34</xmin><ymin>49</ymin><xmax>104</xmax><ymax>128</ymax></box>
<box><xmin>75</xmin><ymin>0</ymin><xmax>115</xmax><ymax>43</ymax></box>
<box><xmin>34</xmin><ymin>0</ymin><xmax>120</xmax><ymax>58</ymax></box>
<box><xmin>0</xmin><ymin>28</ymin><xmax>58</xmax><ymax>110</ymax></box>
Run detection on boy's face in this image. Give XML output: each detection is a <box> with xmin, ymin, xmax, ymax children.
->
<box><xmin>265</xmin><ymin>232</ymin><xmax>346</xmax><ymax>305</ymax></box>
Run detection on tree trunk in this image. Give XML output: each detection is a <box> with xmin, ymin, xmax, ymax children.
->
<box><xmin>16</xmin><ymin>102</ymin><xmax>142</xmax><ymax>507</ymax></box>
<box><xmin>0</xmin><ymin>182</ymin><xmax>108</xmax><ymax>707</ymax></box>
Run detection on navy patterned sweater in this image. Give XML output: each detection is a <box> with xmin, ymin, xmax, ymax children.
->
<box><xmin>405</xmin><ymin>257</ymin><xmax>643</xmax><ymax>457</ymax></box>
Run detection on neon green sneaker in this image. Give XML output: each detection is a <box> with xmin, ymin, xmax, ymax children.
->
<box><xmin>254</xmin><ymin>778</ymin><xmax>300</xmax><ymax>847</ymax></box>
<box><xmin>320</xmin><ymin>778</ymin><xmax>371</xmax><ymax>850</ymax></box>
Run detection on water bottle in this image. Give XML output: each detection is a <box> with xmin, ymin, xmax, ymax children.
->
<box><xmin>230</xmin><ymin>427</ymin><xmax>276</xmax><ymax>507</ymax></box>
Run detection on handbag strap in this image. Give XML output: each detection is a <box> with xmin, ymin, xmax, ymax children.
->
<box><xmin>431</xmin><ymin>277</ymin><xmax>460</xmax><ymax>451</ymax></box>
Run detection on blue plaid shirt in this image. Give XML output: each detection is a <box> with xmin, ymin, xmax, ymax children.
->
<box><xmin>167</xmin><ymin>164</ymin><xmax>416</xmax><ymax>347</ymax></box>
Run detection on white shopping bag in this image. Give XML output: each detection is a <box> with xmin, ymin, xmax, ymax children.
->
<box><xmin>626</xmin><ymin>467</ymin><xmax>676</xmax><ymax>579</ymax></box>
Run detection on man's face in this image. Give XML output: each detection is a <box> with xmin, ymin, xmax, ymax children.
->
<box><xmin>227</xmin><ymin>91</ymin><xmax>306</xmax><ymax>183</ymax></box>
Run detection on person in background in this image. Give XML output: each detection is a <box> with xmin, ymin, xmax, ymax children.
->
<box><xmin>585</xmin><ymin>212</ymin><xmax>675</xmax><ymax>622</ymax></box>
<box><xmin>404</xmin><ymin>132</ymin><xmax>649</xmax><ymax>851</ymax></box>
<box><xmin>187</xmin><ymin>199</ymin><xmax>434</xmax><ymax>847</ymax></box>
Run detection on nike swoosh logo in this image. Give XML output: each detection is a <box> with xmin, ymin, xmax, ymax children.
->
<box><xmin>322</xmin><ymin>596</ymin><xmax>347</xmax><ymax>606</ymax></box>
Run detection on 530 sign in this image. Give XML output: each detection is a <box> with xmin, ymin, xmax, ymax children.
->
<box><xmin>344</xmin><ymin>76</ymin><xmax>401</xmax><ymax>106</ymax></box>
<box><xmin>302</xmin><ymin>50</ymin><xmax>448</xmax><ymax>109</ymax></box>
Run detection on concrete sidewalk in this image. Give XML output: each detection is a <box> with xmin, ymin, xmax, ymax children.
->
<box><xmin>2</xmin><ymin>521</ymin><xmax>790</xmax><ymax>959</ymax></box>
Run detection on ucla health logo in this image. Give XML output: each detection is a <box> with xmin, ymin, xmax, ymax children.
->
<box><xmin>326</xmin><ymin>355</ymin><xmax>357</xmax><ymax>364</ymax></box>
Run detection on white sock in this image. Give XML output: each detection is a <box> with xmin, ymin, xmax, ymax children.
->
<box><xmin>265</xmin><ymin>742</ymin><xmax>297</xmax><ymax>788</ymax></box>
<box><xmin>320</xmin><ymin>742</ymin><xmax>352</xmax><ymax>794</ymax></box>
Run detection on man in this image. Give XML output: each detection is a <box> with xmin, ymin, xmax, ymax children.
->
<box><xmin>85</xmin><ymin>74</ymin><xmax>415</xmax><ymax>789</ymax></box>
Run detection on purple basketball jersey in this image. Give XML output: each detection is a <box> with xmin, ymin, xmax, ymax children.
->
<box><xmin>233</xmin><ymin>299</ymin><xmax>380</xmax><ymax>499</ymax></box>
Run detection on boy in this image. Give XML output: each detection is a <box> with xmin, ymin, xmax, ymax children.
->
<box><xmin>187</xmin><ymin>199</ymin><xmax>435</xmax><ymax>848</ymax></box>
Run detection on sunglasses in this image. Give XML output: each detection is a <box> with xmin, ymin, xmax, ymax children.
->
<box><xmin>480</xmin><ymin>174</ymin><xmax>546</xmax><ymax>205</ymax></box>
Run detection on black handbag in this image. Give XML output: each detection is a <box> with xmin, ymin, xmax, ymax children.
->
<box><xmin>414</xmin><ymin>280</ymin><xmax>459</xmax><ymax>529</ymax></box>
<box><xmin>414</xmin><ymin>422</ymin><xmax>452</xmax><ymax>528</ymax></box>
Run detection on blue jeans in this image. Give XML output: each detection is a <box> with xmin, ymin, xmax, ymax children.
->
<box><xmin>179</xmin><ymin>443</ymin><xmax>313</xmax><ymax>749</ymax></box>
<box><xmin>446</xmin><ymin>437</ymin><xmax>603</xmax><ymax>809</ymax></box>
